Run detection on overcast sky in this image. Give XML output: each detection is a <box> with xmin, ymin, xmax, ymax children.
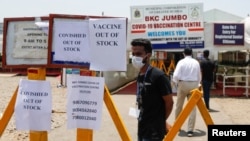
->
<box><xmin>0</xmin><ymin>0</ymin><xmax>249</xmax><ymax>21</ymax></box>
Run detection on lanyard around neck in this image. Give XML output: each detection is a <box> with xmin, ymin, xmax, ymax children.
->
<box><xmin>136</xmin><ymin>65</ymin><xmax>151</xmax><ymax>98</ymax></box>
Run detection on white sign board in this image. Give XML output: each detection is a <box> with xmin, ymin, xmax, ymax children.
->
<box><xmin>15</xmin><ymin>79</ymin><xmax>52</xmax><ymax>131</ymax></box>
<box><xmin>53</xmin><ymin>20</ymin><xmax>91</xmax><ymax>63</ymax></box>
<box><xmin>4</xmin><ymin>20</ymin><xmax>49</xmax><ymax>66</ymax></box>
<box><xmin>13</xmin><ymin>23</ymin><xmax>48</xmax><ymax>59</ymax></box>
<box><xmin>89</xmin><ymin>18</ymin><xmax>127</xmax><ymax>71</ymax></box>
<box><xmin>67</xmin><ymin>75</ymin><xmax>104</xmax><ymax>130</ymax></box>
<box><xmin>130</xmin><ymin>3</ymin><xmax>204</xmax><ymax>49</ymax></box>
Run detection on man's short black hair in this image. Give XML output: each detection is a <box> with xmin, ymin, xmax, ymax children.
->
<box><xmin>184</xmin><ymin>47</ymin><xmax>192</xmax><ymax>55</ymax></box>
<box><xmin>203</xmin><ymin>50</ymin><xmax>209</xmax><ymax>57</ymax></box>
<box><xmin>131</xmin><ymin>38</ymin><xmax>152</xmax><ymax>53</ymax></box>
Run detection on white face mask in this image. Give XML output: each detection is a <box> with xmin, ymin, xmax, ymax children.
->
<box><xmin>132</xmin><ymin>56</ymin><xmax>145</xmax><ymax>70</ymax></box>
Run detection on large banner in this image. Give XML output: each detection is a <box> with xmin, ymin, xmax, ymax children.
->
<box><xmin>130</xmin><ymin>3</ymin><xmax>204</xmax><ymax>49</ymax></box>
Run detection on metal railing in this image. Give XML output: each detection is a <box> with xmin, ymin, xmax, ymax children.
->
<box><xmin>216</xmin><ymin>66</ymin><xmax>250</xmax><ymax>97</ymax></box>
<box><xmin>222</xmin><ymin>75</ymin><xmax>249</xmax><ymax>97</ymax></box>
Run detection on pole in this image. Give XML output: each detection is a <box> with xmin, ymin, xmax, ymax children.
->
<box><xmin>28</xmin><ymin>68</ymin><xmax>48</xmax><ymax>141</ymax></box>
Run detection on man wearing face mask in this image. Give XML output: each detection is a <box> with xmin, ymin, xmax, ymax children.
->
<box><xmin>131</xmin><ymin>38</ymin><xmax>174</xmax><ymax>141</ymax></box>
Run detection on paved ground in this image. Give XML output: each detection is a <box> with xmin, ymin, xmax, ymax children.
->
<box><xmin>48</xmin><ymin>94</ymin><xmax>233</xmax><ymax>141</ymax></box>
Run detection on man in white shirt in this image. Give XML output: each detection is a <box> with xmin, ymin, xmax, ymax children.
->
<box><xmin>173</xmin><ymin>47</ymin><xmax>201</xmax><ymax>137</ymax></box>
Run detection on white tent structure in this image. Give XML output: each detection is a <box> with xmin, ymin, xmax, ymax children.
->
<box><xmin>242</xmin><ymin>16</ymin><xmax>250</xmax><ymax>45</ymax></box>
<box><xmin>204</xmin><ymin>8</ymin><xmax>243</xmax><ymax>23</ymax></box>
<box><xmin>195</xmin><ymin>9</ymin><xmax>246</xmax><ymax>60</ymax></box>
<box><xmin>202</xmin><ymin>10</ymin><xmax>250</xmax><ymax>96</ymax></box>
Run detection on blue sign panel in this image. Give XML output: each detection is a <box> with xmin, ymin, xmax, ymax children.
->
<box><xmin>152</xmin><ymin>41</ymin><xmax>204</xmax><ymax>49</ymax></box>
<box><xmin>214</xmin><ymin>23</ymin><xmax>244</xmax><ymax>46</ymax></box>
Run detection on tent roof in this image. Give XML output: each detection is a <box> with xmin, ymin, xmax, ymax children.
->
<box><xmin>204</xmin><ymin>8</ymin><xmax>244</xmax><ymax>23</ymax></box>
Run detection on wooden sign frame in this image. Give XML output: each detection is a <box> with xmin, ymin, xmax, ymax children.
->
<box><xmin>47</xmin><ymin>14</ymin><xmax>115</xmax><ymax>69</ymax></box>
<box><xmin>2</xmin><ymin>16</ymin><xmax>49</xmax><ymax>68</ymax></box>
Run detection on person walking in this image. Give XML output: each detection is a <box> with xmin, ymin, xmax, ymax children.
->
<box><xmin>200</xmin><ymin>50</ymin><xmax>215</xmax><ymax>110</ymax></box>
<box><xmin>172</xmin><ymin>47</ymin><xmax>201</xmax><ymax>137</ymax></box>
<box><xmin>131</xmin><ymin>38</ymin><xmax>174</xmax><ymax>141</ymax></box>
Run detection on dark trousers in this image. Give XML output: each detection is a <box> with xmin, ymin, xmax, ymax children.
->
<box><xmin>202</xmin><ymin>80</ymin><xmax>213</xmax><ymax>109</ymax></box>
<box><xmin>138</xmin><ymin>137</ymin><xmax>163</xmax><ymax>141</ymax></box>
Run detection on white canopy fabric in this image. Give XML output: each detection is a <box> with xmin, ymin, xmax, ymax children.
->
<box><xmin>242</xmin><ymin>17</ymin><xmax>250</xmax><ymax>44</ymax></box>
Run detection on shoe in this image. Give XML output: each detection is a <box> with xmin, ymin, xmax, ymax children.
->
<box><xmin>187</xmin><ymin>131</ymin><xmax>193</xmax><ymax>137</ymax></box>
<box><xmin>207</xmin><ymin>108</ymin><xmax>212</xmax><ymax>112</ymax></box>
